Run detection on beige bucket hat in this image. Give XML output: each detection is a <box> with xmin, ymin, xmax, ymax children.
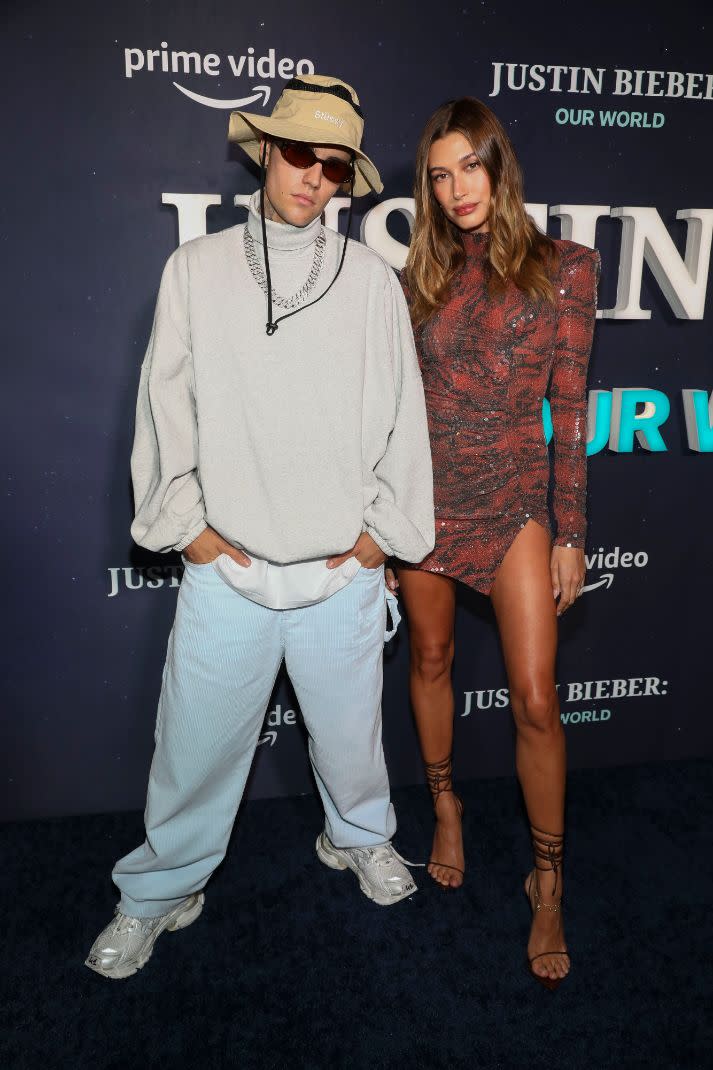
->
<box><xmin>228</xmin><ymin>74</ymin><xmax>383</xmax><ymax>197</ymax></box>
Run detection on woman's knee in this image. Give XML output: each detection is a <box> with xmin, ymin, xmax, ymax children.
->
<box><xmin>410</xmin><ymin>637</ymin><xmax>454</xmax><ymax>685</ymax></box>
<box><xmin>510</xmin><ymin>686</ymin><xmax>560</xmax><ymax>734</ymax></box>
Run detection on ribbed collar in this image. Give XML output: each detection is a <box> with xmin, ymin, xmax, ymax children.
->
<box><xmin>246</xmin><ymin>190</ymin><xmax>322</xmax><ymax>252</ymax></box>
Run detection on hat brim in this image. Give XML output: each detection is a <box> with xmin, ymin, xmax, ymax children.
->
<box><xmin>228</xmin><ymin>111</ymin><xmax>382</xmax><ymax>197</ymax></box>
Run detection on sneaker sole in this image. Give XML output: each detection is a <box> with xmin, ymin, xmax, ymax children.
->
<box><xmin>84</xmin><ymin>893</ymin><xmax>205</xmax><ymax>980</ymax></box>
<box><xmin>315</xmin><ymin>834</ymin><xmax>417</xmax><ymax>907</ymax></box>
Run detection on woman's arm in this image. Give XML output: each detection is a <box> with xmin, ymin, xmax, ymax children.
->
<box><xmin>550</xmin><ymin>244</ymin><xmax>600</xmax><ymax>550</ymax></box>
<box><xmin>549</xmin><ymin>244</ymin><xmax>600</xmax><ymax>612</ymax></box>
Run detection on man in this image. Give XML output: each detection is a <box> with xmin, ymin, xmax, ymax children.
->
<box><xmin>86</xmin><ymin>75</ymin><xmax>434</xmax><ymax>980</ymax></box>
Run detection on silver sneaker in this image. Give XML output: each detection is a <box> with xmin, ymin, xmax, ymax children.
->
<box><xmin>84</xmin><ymin>893</ymin><xmax>204</xmax><ymax>980</ymax></box>
<box><xmin>316</xmin><ymin>832</ymin><xmax>417</xmax><ymax>906</ymax></box>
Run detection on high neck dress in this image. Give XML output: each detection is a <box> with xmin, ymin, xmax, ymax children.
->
<box><xmin>404</xmin><ymin>234</ymin><xmax>599</xmax><ymax>595</ymax></box>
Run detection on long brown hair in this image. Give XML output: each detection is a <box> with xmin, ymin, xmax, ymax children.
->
<box><xmin>404</xmin><ymin>98</ymin><xmax>558</xmax><ymax>327</ymax></box>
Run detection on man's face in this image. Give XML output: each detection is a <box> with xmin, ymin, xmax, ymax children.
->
<box><xmin>261</xmin><ymin>139</ymin><xmax>352</xmax><ymax>227</ymax></box>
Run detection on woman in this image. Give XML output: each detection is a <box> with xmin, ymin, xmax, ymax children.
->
<box><xmin>396</xmin><ymin>98</ymin><xmax>599</xmax><ymax>989</ymax></box>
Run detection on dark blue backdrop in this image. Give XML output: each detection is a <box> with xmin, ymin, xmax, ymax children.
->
<box><xmin>3</xmin><ymin>0</ymin><xmax>712</xmax><ymax>821</ymax></box>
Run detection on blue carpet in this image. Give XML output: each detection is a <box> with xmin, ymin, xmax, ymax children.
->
<box><xmin>1</xmin><ymin>759</ymin><xmax>712</xmax><ymax>1069</ymax></box>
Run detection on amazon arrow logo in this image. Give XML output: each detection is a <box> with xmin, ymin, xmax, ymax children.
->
<box><xmin>258</xmin><ymin>730</ymin><xmax>277</xmax><ymax>747</ymax></box>
<box><xmin>580</xmin><ymin>573</ymin><xmax>614</xmax><ymax>594</ymax></box>
<box><xmin>173</xmin><ymin>83</ymin><xmax>270</xmax><ymax>110</ymax></box>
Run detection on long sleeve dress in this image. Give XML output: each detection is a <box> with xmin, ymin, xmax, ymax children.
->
<box><xmin>403</xmin><ymin>233</ymin><xmax>599</xmax><ymax>595</ymax></box>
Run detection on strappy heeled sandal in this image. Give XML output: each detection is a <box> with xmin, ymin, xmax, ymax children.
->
<box><xmin>424</xmin><ymin>755</ymin><xmax>465</xmax><ymax>888</ymax></box>
<box><xmin>525</xmin><ymin>825</ymin><xmax>570</xmax><ymax>991</ymax></box>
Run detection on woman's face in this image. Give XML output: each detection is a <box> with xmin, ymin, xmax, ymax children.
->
<box><xmin>427</xmin><ymin>131</ymin><xmax>492</xmax><ymax>232</ymax></box>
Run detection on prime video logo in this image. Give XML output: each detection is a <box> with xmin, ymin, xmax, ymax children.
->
<box><xmin>122</xmin><ymin>41</ymin><xmax>315</xmax><ymax>109</ymax></box>
<box><xmin>257</xmin><ymin>703</ymin><xmax>299</xmax><ymax>747</ymax></box>
<box><xmin>580</xmin><ymin>545</ymin><xmax>648</xmax><ymax>594</ymax></box>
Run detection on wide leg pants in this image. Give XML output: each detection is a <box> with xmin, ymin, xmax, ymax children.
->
<box><xmin>113</xmin><ymin>560</ymin><xmax>399</xmax><ymax>917</ymax></box>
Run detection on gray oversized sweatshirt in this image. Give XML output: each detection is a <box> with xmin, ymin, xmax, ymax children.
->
<box><xmin>130</xmin><ymin>192</ymin><xmax>435</xmax><ymax>564</ymax></box>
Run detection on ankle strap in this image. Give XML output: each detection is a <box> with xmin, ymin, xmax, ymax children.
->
<box><xmin>424</xmin><ymin>755</ymin><xmax>453</xmax><ymax>800</ymax></box>
<box><xmin>530</xmin><ymin>825</ymin><xmax>564</xmax><ymax>897</ymax></box>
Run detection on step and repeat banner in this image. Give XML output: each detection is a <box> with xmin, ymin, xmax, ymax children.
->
<box><xmin>2</xmin><ymin>1</ymin><xmax>712</xmax><ymax>820</ymax></box>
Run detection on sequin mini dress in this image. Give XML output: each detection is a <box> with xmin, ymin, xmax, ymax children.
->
<box><xmin>403</xmin><ymin>234</ymin><xmax>599</xmax><ymax>595</ymax></box>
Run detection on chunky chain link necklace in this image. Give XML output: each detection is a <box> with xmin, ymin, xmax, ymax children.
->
<box><xmin>243</xmin><ymin>225</ymin><xmax>327</xmax><ymax>310</ymax></box>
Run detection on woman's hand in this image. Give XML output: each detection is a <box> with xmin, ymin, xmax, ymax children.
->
<box><xmin>183</xmin><ymin>526</ymin><xmax>251</xmax><ymax>567</ymax></box>
<box><xmin>385</xmin><ymin>566</ymin><xmax>399</xmax><ymax>592</ymax></box>
<box><xmin>550</xmin><ymin>545</ymin><xmax>585</xmax><ymax>616</ymax></box>
<box><xmin>326</xmin><ymin>532</ymin><xmax>387</xmax><ymax>570</ymax></box>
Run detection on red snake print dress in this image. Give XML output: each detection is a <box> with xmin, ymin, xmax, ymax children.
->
<box><xmin>404</xmin><ymin>234</ymin><xmax>599</xmax><ymax>595</ymax></box>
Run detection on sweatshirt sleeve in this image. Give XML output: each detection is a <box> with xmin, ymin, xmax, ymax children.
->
<box><xmin>363</xmin><ymin>268</ymin><xmax>435</xmax><ymax>562</ymax></box>
<box><xmin>550</xmin><ymin>244</ymin><xmax>600</xmax><ymax>549</ymax></box>
<box><xmin>130</xmin><ymin>248</ymin><xmax>208</xmax><ymax>553</ymax></box>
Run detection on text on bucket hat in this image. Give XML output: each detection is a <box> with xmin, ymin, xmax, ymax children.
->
<box><xmin>228</xmin><ymin>74</ymin><xmax>382</xmax><ymax>197</ymax></box>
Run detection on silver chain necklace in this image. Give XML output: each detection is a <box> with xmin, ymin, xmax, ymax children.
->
<box><xmin>243</xmin><ymin>225</ymin><xmax>327</xmax><ymax>310</ymax></box>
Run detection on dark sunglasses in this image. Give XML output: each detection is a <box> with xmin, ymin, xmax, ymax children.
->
<box><xmin>273</xmin><ymin>139</ymin><xmax>355</xmax><ymax>185</ymax></box>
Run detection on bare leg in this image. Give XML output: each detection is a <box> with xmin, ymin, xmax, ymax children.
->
<box><xmin>490</xmin><ymin>520</ymin><xmax>569</xmax><ymax>983</ymax></box>
<box><xmin>397</xmin><ymin>569</ymin><xmax>464</xmax><ymax>888</ymax></box>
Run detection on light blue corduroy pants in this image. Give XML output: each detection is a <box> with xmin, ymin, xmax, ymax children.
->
<box><xmin>113</xmin><ymin>560</ymin><xmax>400</xmax><ymax>917</ymax></box>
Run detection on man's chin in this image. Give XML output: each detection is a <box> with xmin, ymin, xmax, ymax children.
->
<box><xmin>291</xmin><ymin>209</ymin><xmax>323</xmax><ymax>228</ymax></box>
<box><xmin>275</xmin><ymin>199</ymin><xmax>323</xmax><ymax>228</ymax></box>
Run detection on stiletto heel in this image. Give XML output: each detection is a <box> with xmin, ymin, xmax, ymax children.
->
<box><xmin>525</xmin><ymin>826</ymin><xmax>569</xmax><ymax>990</ymax></box>
<box><xmin>424</xmin><ymin>755</ymin><xmax>465</xmax><ymax>887</ymax></box>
